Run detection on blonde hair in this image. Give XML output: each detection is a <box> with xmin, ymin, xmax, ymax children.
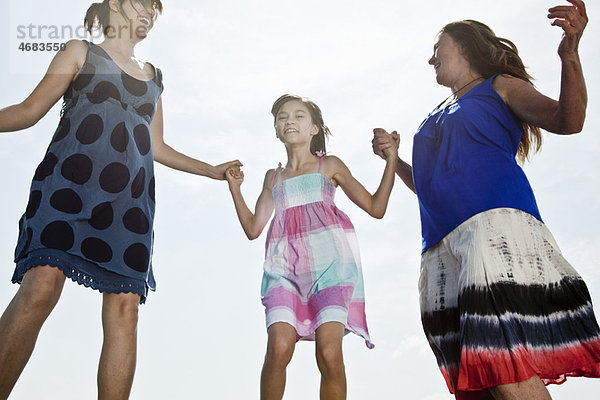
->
<box><xmin>442</xmin><ymin>20</ymin><xmax>542</xmax><ymax>162</ymax></box>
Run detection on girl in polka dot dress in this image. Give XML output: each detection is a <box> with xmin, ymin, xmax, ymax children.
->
<box><xmin>0</xmin><ymin>0</ymin><xmax>240</xmax><ymax>398</ymax></box>
<box><xmin>225</xmin><ymin>94</ymin><xmax>398</xmax><ymax>399</ymax></box>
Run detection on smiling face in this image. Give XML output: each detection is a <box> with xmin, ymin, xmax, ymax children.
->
<box><xmin>428</xmin><ymin>33</ymin><xmax>473</xmax><ymax>88</ymax></box>
<box><xmin>129</xmin><ymin>0</ymin><xmax>157</xmax><ymax>37</ymax></box>
<box><xmin>274</xmin><ymin>100</ymin><xmax>319</xmax><ymax>147</ymax></box>
<box><xmin>108</xmin><ymin>0</ymin><xmax>158</xmax><ymax>40</ymax></box>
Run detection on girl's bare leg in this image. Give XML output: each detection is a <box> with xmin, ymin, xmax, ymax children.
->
<box><xmin>260</xmin><ymin>322</ymin><xmax>297</xmax><ymax>400</ymax></box>
<box><xmin>315</xmin><ymin>322</ymin><xmax>346</xmax><ymax>400</ymax></box>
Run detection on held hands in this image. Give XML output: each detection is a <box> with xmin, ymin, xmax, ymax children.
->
<box><xmin>548</xmin><ymin>0</ymin><xmax>588</xmax><ymax>57</ymax></box>
<box><xmin>225</xmin><ymin>165</ymin><xmax>244</xmax><ymax>188</ymax></box>
<box><xmin>372</xmin><ymin>128</ymin><xmax>400</xmax><ymax>161</ymax></box>
<box><xmin>214</xmin><ymin>160</ymin><xmax>243</xmax><ymax>180</ymax></box>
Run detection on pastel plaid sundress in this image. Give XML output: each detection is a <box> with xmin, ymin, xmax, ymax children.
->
<box><xmin>261</xmin><ymin>158</ymin><xmax>374</xmax><ymax>348</ymax></box>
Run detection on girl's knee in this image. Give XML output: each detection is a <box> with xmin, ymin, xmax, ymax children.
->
<box><xmin>265</xmin><ymin>335</ymin><xmax>295</xmax><ymax>367</ymax></box>
<box><xmin>315</xmin><ymin>343</ymin><xmax>344</xmax><ymax>374</ymax></box>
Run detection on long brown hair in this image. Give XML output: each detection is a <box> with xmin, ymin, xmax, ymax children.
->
<box><xmin>271</xmin><ymin>94</ymin><xmax>332</xmax><ymax>156</ymax></box>
<box><xmin>442</xmin><ymin>20</ymin><xmax>541</xmax><ymax>162</ymax></box>
<box><xmin>84</xmin><ymin>0</ymin><xmax>163</xmax><ymax>36</ymax></box>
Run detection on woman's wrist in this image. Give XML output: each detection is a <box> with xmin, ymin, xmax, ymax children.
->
<box><xmin>559</xmin><ymin>50</ymin><xmax>581</xmax><ymax>64</ymax></box>
<box><xmin>205</xmin><ymin>164</ymin><xmax>219</xmax><ymax>180</ymax></box>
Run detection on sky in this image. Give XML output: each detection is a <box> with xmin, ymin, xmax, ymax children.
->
<box><xmin>1</xmin><ymin>1</ymin><xmax>599</xmax><ymax>399</ymax></box>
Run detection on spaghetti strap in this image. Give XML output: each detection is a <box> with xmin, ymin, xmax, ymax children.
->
<box><xmin>318</xmin><ymin>155</ymin><xmax>324</xmax><ymax>173</ymax></box>
<box><xmin>271</xmin><ymin>162</ymin><xmax>283</xmax><ymax>186</ymax></box>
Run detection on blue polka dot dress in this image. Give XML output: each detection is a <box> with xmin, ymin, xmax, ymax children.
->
<box><xmin>12</xmin><ymin>41</ymin><xmax>163</xmax><ymax>303</ymax></box>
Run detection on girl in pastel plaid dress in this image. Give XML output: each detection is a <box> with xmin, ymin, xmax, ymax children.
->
<box><xmin>225</xmin><ymin>94</ymin><xmax>398</xmax><ymax>399</ymax></box>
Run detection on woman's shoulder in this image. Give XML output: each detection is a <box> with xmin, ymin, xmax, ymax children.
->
<box><xmin>492</xmin><ymin>73</ymin><xmax>522</xmax><ymax>89</ymax></box>
<box><xmin>145</xmin><ymin>61</ymin><xmax>162</xmax><ymax>79</ymax></box>
<box><xmin>492</xmin><ymin>74</ymin><xmax>533</xmax><ymax>104</ymax></box>
<box><xmin>61</xmin><ymin>40</ymin><xmax>89</xmax><ymax>63</ymax></box>
<box><xmin>65</xmin><ymin>39</ymin><xmax>90</xmax><ymax>51</ymax></box>
<box><xmin>46</xmin><ymin>40</ymin><xmax>89</xmax><ymax>77</ymax></box>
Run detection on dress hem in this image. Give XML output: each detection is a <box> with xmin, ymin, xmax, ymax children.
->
<box><xmin>13</xmin><ymin>251</ymin><xmax>150</xmax><ymax>304</ymax></box>
<box><xmin>448</xmin><ymin>366</ymin><xmax>600</xmax><ymax>394</ymax></box>
<box><xmin>266</xmin><ymin>318</ymin><xmax>375</xmax><ymax>349</ymax></box>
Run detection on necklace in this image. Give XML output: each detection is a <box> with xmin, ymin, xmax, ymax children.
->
<box><xmin>435</xmin><ymin>76</ymin><xmax>484</xmax><ymax>109</ymax></box>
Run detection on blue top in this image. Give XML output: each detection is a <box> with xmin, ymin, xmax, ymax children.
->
<box><xmin>412</xmin><ymin>75</ymin><xmax>542</xmax><ymax>252</ymax></box>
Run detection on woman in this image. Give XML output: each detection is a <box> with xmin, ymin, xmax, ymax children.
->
<box><xmin>372</xmin><ymin>1</ymin><xmax>600</xmax><ymax>399</ymax></box>
<box><xmin>0</xmin><ymin>1</ymin><xmax>240</xmax><ymax>398</ymax></box>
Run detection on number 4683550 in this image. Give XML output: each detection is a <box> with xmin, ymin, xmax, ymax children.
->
<box><xmin>18</xmin><ymin>42</ymin><xmax>67</xmax><ymax>52</ymax></box>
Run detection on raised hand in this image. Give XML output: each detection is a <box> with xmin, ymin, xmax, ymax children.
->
<box><xmin>225</xmin><ymin>165</ymin><xmax>244</xmax><ymax>187</ymax></box>
<box><xmin>548</xmin><ymin>0</ymin><xmax>588</xmax><ymax>57</ymax></box>
<box><xmin>214</xmin><ymin>160</ymin><xmax>243</xmax><ymax>180</ymax></box>
<box><xmin>372</xmin><ymin>128</ymin><xmax>400</xmax><ymax>160</ymax></box>
<box><xmin>382</xmin><ymin>131</ymin><xmax>400</xmax><ymax>160</ymax></box>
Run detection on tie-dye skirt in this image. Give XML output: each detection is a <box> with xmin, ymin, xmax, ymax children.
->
<box><xmin>419</xmin><ymin>208</ymin><xmax>600</xmax><ymax>396</ymax></box>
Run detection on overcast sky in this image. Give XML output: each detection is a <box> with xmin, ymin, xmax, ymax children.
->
<box><xmin>1</xmin><ymin>1</ymin><xmax>599</xmax><ymax>399</ymax></box>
